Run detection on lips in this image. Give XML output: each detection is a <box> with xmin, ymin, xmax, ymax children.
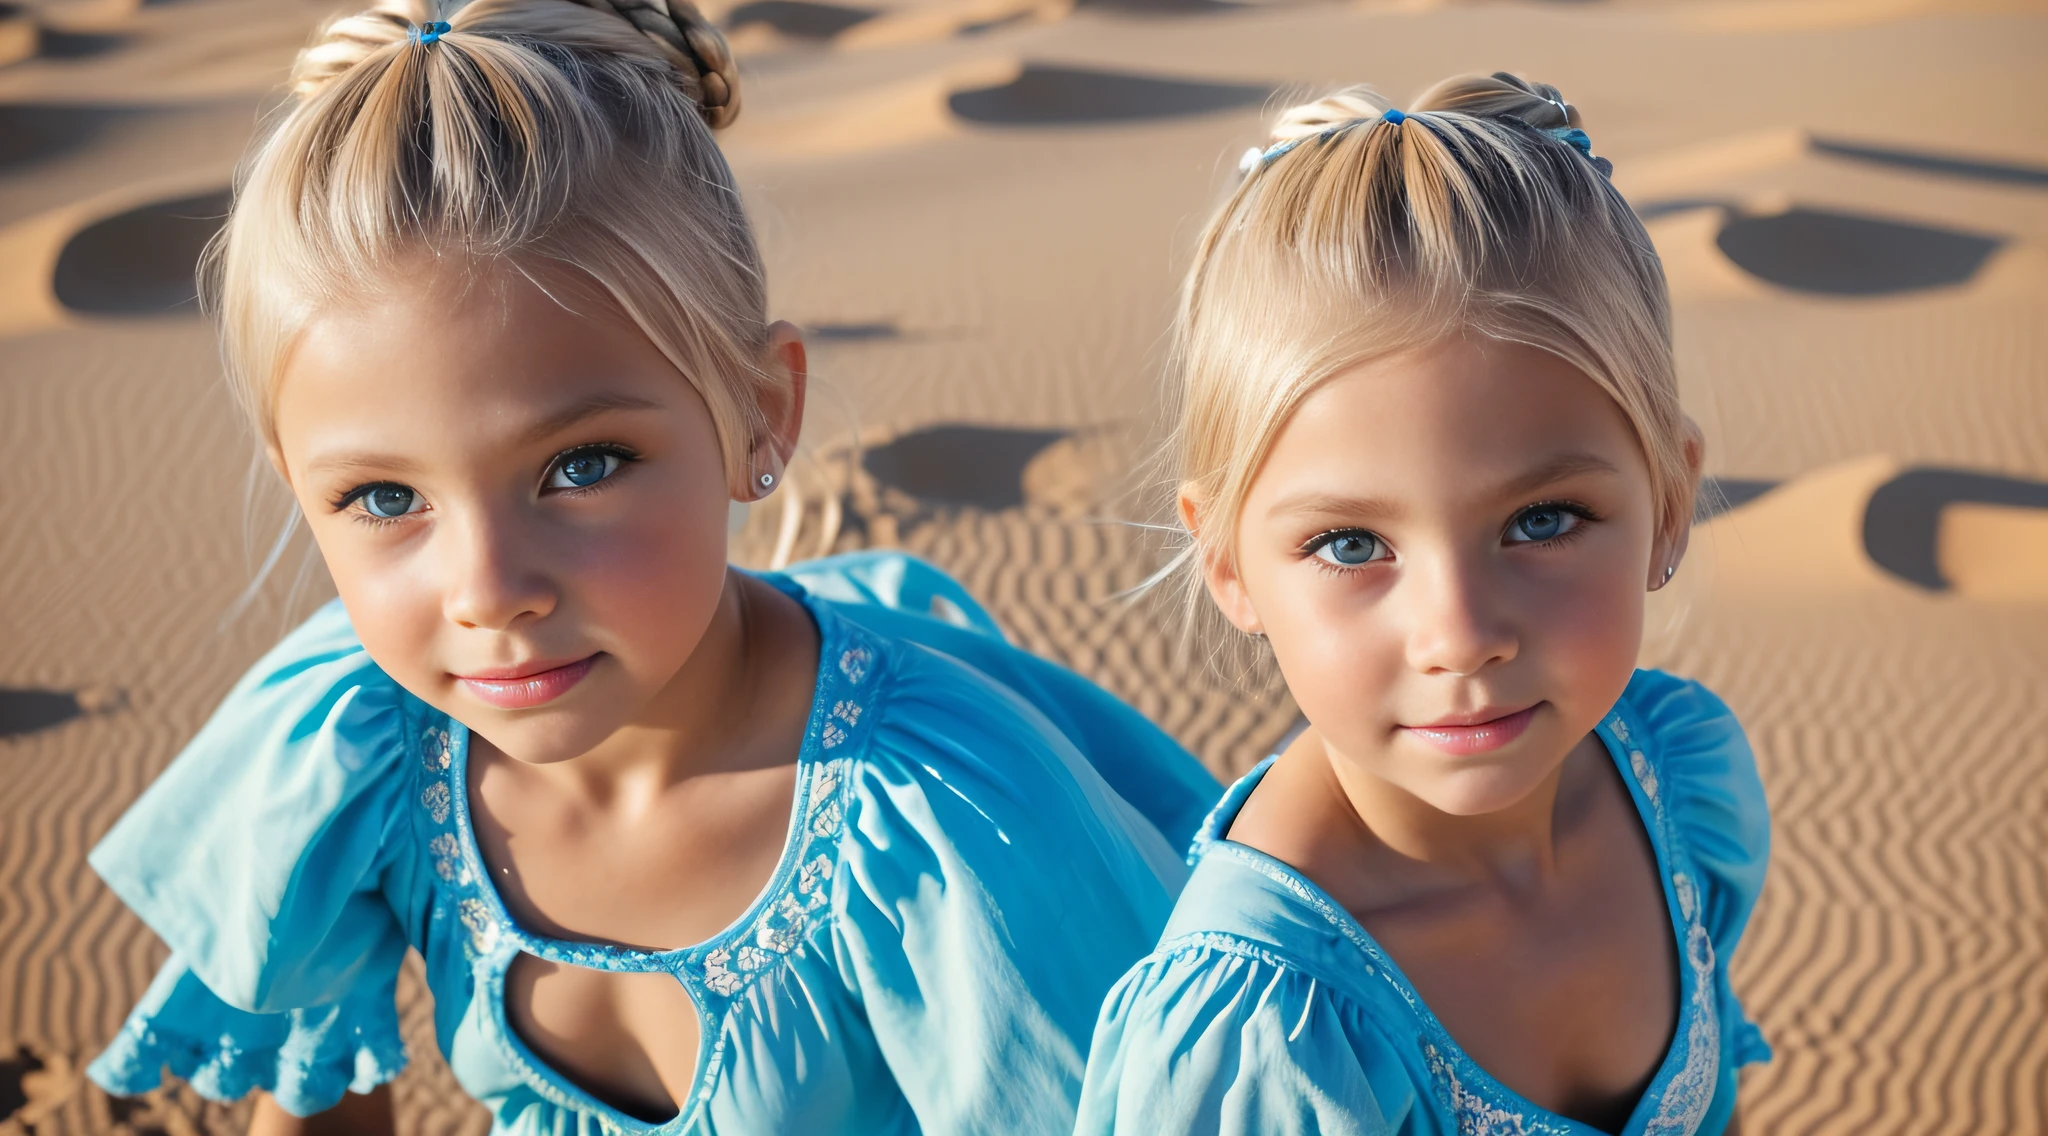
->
<box><xmin>1400</xmin><ymin>704</ymin><xmax>1539</xmax><ymax>756</ymax></box>
<box><xmin>455</xmin><ymin>655</ymin><xmax>598</xmax><ymax>710</ymax></box>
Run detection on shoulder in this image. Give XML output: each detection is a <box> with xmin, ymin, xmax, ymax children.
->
<box><xmin>1083</xmin><ymin>923</ymin><xmax>1411</xmax><ymax>1136</ymax></box>
<box><xmin>1610</xmin><ymin>669</ymin><xmax>1770</xmax><ymax>940</ymax></box>
<box><xmin>90</xmin><ymin>599</ymin><xmax>422</xmax><ymax>1010</ymax></box>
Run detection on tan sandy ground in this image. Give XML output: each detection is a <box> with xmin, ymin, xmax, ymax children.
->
<box><xmin>2</xmin><ymin>0</ymin><xmax>2045</xmax><ymax>1131</ymax></box>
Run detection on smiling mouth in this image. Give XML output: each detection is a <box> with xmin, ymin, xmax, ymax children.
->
<box><xmin>455</xmin><ymin>655</ymin><xmax>599</xmax><ymax>710</ymax></box>
<box><xmin>1400</xmin><ymin>705</ymin><xmax>1540</xmax><ymax>755</ymax></box>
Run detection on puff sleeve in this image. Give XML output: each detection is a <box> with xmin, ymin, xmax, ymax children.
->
<box><xmin>828</xmin><ymin>641</ymin><xmax>1187</xmax><ymax>1136</ymax></box>
<box><xmin>783</xmin><ymin>551</ymin><xmax>1221</xmax><ymax>852</ymax></box>
<box><xmin>1076</xmin><ymin>942</ymin><xmax>1408</xmax><ymax>1136</ymax></box>
<box><xmin>87</xmin><ymin>599</ymin><xmax>416</xmax><ymax>1115</ymax></box>
<box><xmin>1631</xmin><ymin>670</ymin><xmax>1774</xmax><ymax>1071</ymax></box>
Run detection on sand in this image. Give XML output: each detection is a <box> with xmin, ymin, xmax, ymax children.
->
<box><xmin>2</xmin><ymin>0</ymin><xmax>2045</xmax><ymax>1132</ymax></box>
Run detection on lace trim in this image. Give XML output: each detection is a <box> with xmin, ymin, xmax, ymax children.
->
<box><xmin>90</xmin><ymin>1005</ymin><xmax>406</xmax><ymax>1113</ymax></box>
<box><xmin>407</xmin><ymin>609</ymin><xmax>882</xmax><ymax>1131</ymax></box>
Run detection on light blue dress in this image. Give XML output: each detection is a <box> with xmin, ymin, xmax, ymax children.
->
<box><xmin>1077</xmin><ymin>670</ymin><xmax>1772</xmax><ymax>1136</ymax></box>
<box><xmin>88</xmin><ymin>552</ymin><xmax>1221</xmax><ymax>1135</ymax></box>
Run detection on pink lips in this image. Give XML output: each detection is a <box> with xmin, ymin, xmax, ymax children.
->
<box><xmin>1401</xmin><ymin>705</ymin><xmax>1539</xmax><ymax>755</ymax></box>
<box><xmin>455</xmin><ymin>655</ymin><xmax>598</xmax><ymax>710</ymax></box>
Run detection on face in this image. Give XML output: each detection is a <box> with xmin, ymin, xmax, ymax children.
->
<box><xmin>272</xmin><ymin>261</ymin><xmax>804</xmax><ymax>764</ymax></box>
<box><xmin>1197</xmin><ymin>337</ymin><xmax>1690</xmax><ymax>816</ymax></box>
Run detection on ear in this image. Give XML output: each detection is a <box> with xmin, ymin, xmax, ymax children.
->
<box><xmin>1649</xmin><ymin>418</ymin><xmax>1706</xmax><ymax>590</ymax></box>
<box><xmin>1180</xmin><ymin>483</ymin><xmax>1264</xmax><ymax>636</ymax></box>
<box><xmin>738</xmin><ymin>321</ymin><xmax>809</xmax><ymax>501</ymax></box>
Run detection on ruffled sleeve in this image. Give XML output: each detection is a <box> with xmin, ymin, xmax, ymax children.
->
<box><xmin>828</xmin><ymin>636</ymin><xmax>1189</xmax><ymax>1136</ymax></box>
<box><xmin>1629</xmin><ymin>669</ymin><xmax>1774</xmax><ymax>1068</ymax></box>
<box><xmin>87</xmin><ymin>598</ymin><xmax>416</xmax><ymax>1114</ymax></box>
<box><xmin>1076</xmin><ymin>940</ymin><xmax>1408</xmax><ymax>1136</ymax></box>
<box><xmin>781</xmin><ymin>551</ymin><xmax>1221</xmax><ymax>852</ymax></box>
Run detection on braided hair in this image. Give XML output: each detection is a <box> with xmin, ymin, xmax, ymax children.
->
<box><xmin>216</xmin><ymin>0</ymin><xmax>778</xmax><ymax>484</ymax></box>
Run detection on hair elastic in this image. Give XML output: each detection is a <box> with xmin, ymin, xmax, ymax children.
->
<box><xmin>408</xmin><ymin>20</ymin><xmax>452</xmax><ymax>45</ymax></box>
<box><xmin>1381</xmin><ymin>108</ymin><xmax>1407</xmax><ymax>125</ymax></box>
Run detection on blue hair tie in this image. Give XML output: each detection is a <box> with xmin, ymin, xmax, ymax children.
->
<box><xmin>1382</xmin><ymin>108</ymin><xmax>1407</xmax><ymax>125</ymax></box>
<box><xmin>409</xmin><ymin>20</ymin><xmax>452</xmax><ymax>45</ymax></box>
<box><xmin>1544</xmin><ymin>125</ymin><xmax>1614</xmax><ymax>176</ymax></box>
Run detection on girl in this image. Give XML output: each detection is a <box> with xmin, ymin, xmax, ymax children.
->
<box><xmin>1076</xmin><ymin>75</ymin><xmax>1771</xmax><ymax>1136</ymax></box>
<box><xmin>84</xmin><ymin>2</ymin><xmax>1218</xmax><ymax>1133</ymax></box>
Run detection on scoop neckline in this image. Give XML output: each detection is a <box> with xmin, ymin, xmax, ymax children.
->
<box><xmin>440</xmin><ymin>573</ymin><xmax>854</xmax><ymax>1133</ymax></box>
<box><xmin>1199</xmin><ymin>699</ymin><xmax>1701</xmax><ymax>1136</ymax></box>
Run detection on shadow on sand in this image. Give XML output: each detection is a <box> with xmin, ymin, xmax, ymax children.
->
<box><xmin>1714</xmin><ymin>206</ymin><xmax>2002</xmax><ymax>296</ymax></box>
<box><xmin>726</xmin><ymin>0</ymin><xmax>877</xmax><ymax>39</ymax></box>
<box><xmin>1813</xmin><ymin>137</ymin><xmax>2048</xmax><ymax>190</ymax></box>
<box><xmin>1864</xmin><ymin>468</ymin><xmax>2048</xmax><ymax>591</ymax></box>
<box><xmin>0</xmin><ymin>689</ymin><xmax>84</xmax><ymax>740</ymax></box>
<box><xmin>949</xmin><ymin>64</ymin><xmax>1269</xmax><ymax>126</ymax></box>
<box><xmin>864</xmin><ymin>424</ymin><xmax>1067</xmax><ymax>509</ymax></box>
<box><xmin>52</xmin><ymin>187</ymin><xmax>230</xmax><ymax>314</ymax></box>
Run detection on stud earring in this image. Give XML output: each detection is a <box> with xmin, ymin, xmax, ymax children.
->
<box><xmin>759</xmin><ymin>472</ymin><xmax>775</xmax><ymax>490</ymax></box>
<box><xmin>1653</xmin><ymin>564</ymin><xmax>1675</xmax><ymax>590</ymax></box>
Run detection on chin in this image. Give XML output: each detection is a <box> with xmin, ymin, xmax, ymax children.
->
<box><xmin>1409</xmin><ymin>762</ymin><xmax>1556</xmax><ymax>817</ymax></box>
<box><xmin>458</xmin><ymin>699</ymin><xmax>630</xmax><ymax>766</ymax></box>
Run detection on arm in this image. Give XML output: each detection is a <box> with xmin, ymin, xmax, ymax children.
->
<box><xmin>250</xmin><ymin>1085</ymin><xmax>396</xmax><ymax>1136</ymax></box>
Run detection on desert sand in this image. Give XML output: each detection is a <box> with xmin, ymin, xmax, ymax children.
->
<box><xmin>2</xmin><ymin>0</ymin><xmax>2045</xmax><ymax>1132</ymax></box>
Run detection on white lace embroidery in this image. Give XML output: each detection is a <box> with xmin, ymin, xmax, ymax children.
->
<box><xmin>419</xmin><ymin>781</ymin><xmax>451</xmax><ymax>825</ymax></box>
<box><xmin>421</xmin><ymin>725</ymin><xmax>453</xmax><ymax>772</ymax></box>
<box><xmin>1423</xmin><ymin>1044</ymin><xmax>1573</xmax><ymax>1136</ymax></box>
<box><xmin>429</xmin><ymin>833</ymin><xmax>468</xmax><ymax>884</ymax></box>
<box><xmin>1631</xmin><ymin>749</ymin><xmax>1660</xmax><ymax>802</ymax></box>
<box><xmin>459</xmin><ymin>897</ymin><xmax>500</xmax><ymax>955</ymax></box>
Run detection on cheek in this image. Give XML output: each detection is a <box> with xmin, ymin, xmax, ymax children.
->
<box><xmin>300</xmin><ymin>513</ymin><xmax>447</xmax><ymax>687</ymax></box>
<box><xmin>568</xmin><ymin>469</ymin><xmax>732</xmax><ymax>660</ymax></box>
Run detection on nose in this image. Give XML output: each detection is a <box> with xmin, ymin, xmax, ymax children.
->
<box><xmin>440</xmin><ymin>507</ymin><xmax>558</xmax><ymax>632</ymax></box>
<box><xmin>1401</xmin><ymin>550</ymin><xmax>1518</xmax><ymax>677</ymax></box>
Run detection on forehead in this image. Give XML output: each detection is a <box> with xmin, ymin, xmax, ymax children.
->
<box><xmin>273</xmin><ymin>262</ymin><xmax>684</xmax><ymax>458</ymax></box>
<box><xmin>1259</xmin><ymin>337</ymin><xmax>1645</xmax><ymax>500</ymax></box>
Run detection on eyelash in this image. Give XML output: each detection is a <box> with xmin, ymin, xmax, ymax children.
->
<box><xmin>328</xmin><ymin>443</ymin><xmax>641</xmax><ymax>528</ymax></box>
<box><xmin>1295</xmin><ymin>500</ymin><xmax>1603</xmax><ymax>575</ymax></box>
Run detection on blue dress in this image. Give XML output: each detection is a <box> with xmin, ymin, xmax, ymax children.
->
<box><xmin>1077</xmin><ymin>670</ymin><xmax>1772</xmax><ymax>1136</ymax></box>
<box><xmin>88</xmin><ymin>552</ymin><xmax>1221</xmax><ymax>1135</ymax></box>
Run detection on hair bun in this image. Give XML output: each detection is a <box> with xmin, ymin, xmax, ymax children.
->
<box><xmin>568</xmin><ymin>0</ymin><xmax>741</xmax><ymax>128</ymax></box>
<box><xmin>1413</xmin><ymin>71</ymin><xmax>1576</xmax><ymax>131</ymax></box>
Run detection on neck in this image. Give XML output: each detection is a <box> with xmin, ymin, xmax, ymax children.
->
<box><xmin>533</xmin><ymin>569</ymin><xmax>762</xmax><ymax>803</ymax></box>
<box><xmin>1313</xmin><ymin>730</ymin><xmax>1607</xmax><ymax>892</ymax></box>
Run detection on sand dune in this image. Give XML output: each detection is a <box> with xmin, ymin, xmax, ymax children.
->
<box><xmin>3</xmin><ymin>0</ymin><xmax>2046</xmax><ymax>1133</ymax></box>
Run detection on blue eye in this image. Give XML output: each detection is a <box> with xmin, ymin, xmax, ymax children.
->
<box><xmin>1310</xmin><ymin>530</ymin><xmax>1386</xmax><ymax>567</ymax></box>
<box><xmin>547</xmin><ymin>449</ymin><xmax>623</xmax><ymax>490</ymax></box>
<box><xmin>1507</xmin><ymin>505</ymin><xmax>1579</xmax><ymax>543</ymax></box>
<box><xmin>361</xmin><ymin>485</ymin><xmax>421</xmax><ymax>518</ymax></box>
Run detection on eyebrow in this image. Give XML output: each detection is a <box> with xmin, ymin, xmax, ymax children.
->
<box><xmin>1265</xmin><ymin>451</ymin><xmax>1622</xmax><ymax>523</ymax></box>
<box><xmin>300</xmin><ymin>393</ymin><xmax>666</xmax><ymax>481</ymax></box>
<box><xmin>516</xmin><ymin>392</ymin><xmax>665</xmax><ymax>447</ymax></box>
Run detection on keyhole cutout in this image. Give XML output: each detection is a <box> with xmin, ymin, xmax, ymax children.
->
<box><xmin>504</xmin><ymin>953</ymin><xmax>703</xmax><ymax>1123</ymax></box>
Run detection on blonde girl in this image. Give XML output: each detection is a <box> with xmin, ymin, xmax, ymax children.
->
<box><xmin>83</xmin><ymin>2</ymin><xmax>1217</xmax><ymax>1132</ymax></box>
<box><xmin>1077</xmin><ymin>74</ymin><xmax>1770</xmax><ymax>1136</ymax></box>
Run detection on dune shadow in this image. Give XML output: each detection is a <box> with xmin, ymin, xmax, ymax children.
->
<box><xmin>37</xmin><ymin>29</ymin><xmax>129</xmax><ymax>58</ymax></box>
<box><xmin>865</xmin><ymin>424</ymin><xmax>1067</xmax><ymax>509</ymax></box>
<box><xmin>726</xmin><ymin>0</ymin><xmax>876</xmax><ymax>39</ymax></box>
<box><xmin>1716</xmin><ymin>206</ymin><xmax>2003</xmax><ymax>296</ymax></box>
<box><xmin>949</xmin><ymin>64</ymin><xmax>1269</xmax><ymax>127</ymax></box>
<box><xmin>0</xmin><ymin>689</ymin><xmax>83</xmax><ymax>740</ymax></box>
<box><xmin>1864</xmin><ymin>468</ymin><xmax>2048</xmax><ymax>591</ymax></box>
<box><xmin>1813</xmin><ymin>137</ymin><xmax>2048</xmax><ymax>190</ymax></box>
<box><xmin>1696</xmin><ymin>476</ymin><xmax>1779</xmax><ymax>523</ymax></box>
<box><xmin>0</xmin><ymin>103</ymin><xmax>148</xmax><ymax>173</ymax></box>
<box><xmin>0</xmin><ymin>1044</ymin><xmax>40</xmax><ymax>1121</ymax></box>
<box><xmin>807</xmin><ymin>320</ymin><xmax>901</xmax><ymax>343</ymax></box>
<box><xmin>52</xmin><ymin>187</ymin><xmax>230</xmax><ymax>315</ymax></box>
<box><xmin>1076</xmin><ymin>0</ymin><xmax>1244</xmax><ymax>15</ymax></box>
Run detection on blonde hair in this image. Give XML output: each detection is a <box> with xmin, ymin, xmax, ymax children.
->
<box><xmin>1170</xmin><ymin>72</ymin><xmax>1696</xmax><ymax>625</ymax></box>
<box><xmin>211</xmin><ymin>0</ymin><xmax>768</xmax><ymax>479</ymax></box>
